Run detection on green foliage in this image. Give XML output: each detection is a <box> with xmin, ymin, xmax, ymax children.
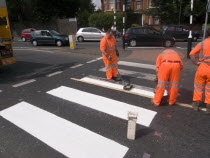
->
<box><xmin>6</xmin><ymin>0</ymin><xmax>95</xmax><ymax>23</ymax></box>
<box><xmin>77</xmin><ymin>9</ymin><xmax>91</xmax><ymax>27</ymax></box>
<box><xmin>88</xmin><ymin>12</ymin><xmax>123</xmax><ymax>31</ymax></box>
<box><xmin>151</xmin><ymin>0</ymin><xmax>208</xmax><ymax>25</ymax></box>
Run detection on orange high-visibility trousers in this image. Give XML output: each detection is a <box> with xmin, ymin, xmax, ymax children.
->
<box><xmin>103</xmin><ymin>53</ymin><xmax>118</xmax><ymax>79</ymax></box>
<box><xmin>154</xmin><ymin>62</ymin><xmax>181</xmax><ymax>105</ymax></box>
<box><xmin>193</xmin><ymin>63</ymin><xmax>210</xmax><ymax>104</ymax></box>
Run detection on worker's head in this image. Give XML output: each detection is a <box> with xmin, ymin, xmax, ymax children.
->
<box><xmin>207</xmin><ymin>28</ymin><xmax>210</xmax><ymax>37</ymax></box>
<box><xmin>106</xmin><ymin>29</ymin><xmax>114</xmax><ymax>39</ymax></box>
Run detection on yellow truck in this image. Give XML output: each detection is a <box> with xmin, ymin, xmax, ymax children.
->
<box><xmin>0</xmin><ymin>0</ymin><xmax>15</xmax><ymax>66</ymax></box>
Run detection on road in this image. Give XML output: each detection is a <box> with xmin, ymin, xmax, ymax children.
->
<box><xmin>0</xmin><ymin>40</ymin><xmax>209</xmax><ymax>158</ymax></box>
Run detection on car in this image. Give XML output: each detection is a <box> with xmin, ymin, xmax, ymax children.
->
<box><xmin>30</xmin><ymin>30</ymin><xmax>69</xmax><ymax>47</ymax></box>
<box><xmin>21</xmin><ymin>28</ymin><xmax>36</xmax><ymax>42</ymax></box>
<box><xmin>161</xmin><ymin>25</ymin><xmax>200</xmax><ymax>41</ymax></box>
<box><xmin>124</xmin><ymin>27</ymin><xmax>176</xmax><ymax>47</ymax></box>
<box><xmin>76</xmin><ymin>27</ymin><xmax>106</xmax><ymax>42</ymax></box>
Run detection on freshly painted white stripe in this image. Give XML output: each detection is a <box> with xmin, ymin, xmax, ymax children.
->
<box><xmin>33</xmin><ymin>50</ymin><xmax>53</xmax><ymax>53</ymax></box>
<box><xmin>128</xmin><ymin>47</ymin><xmax>164</xmax><ymax>49</ymax></box>
<box><xmin>0</xmin><ymin>102</ymin><xmax>128</xmax><ymax>158</ymax></box>
<box><xmin>12</xmin><ymin>79</ymin><xmax>36</xmax><ymax>88</ymax></box>
<box><xmin>96</xmin><ymin>57</ymin><xmax>103</xmax><ymax>60</ymax></box>
<box><xmin>80</xmin><ymin>77</ymin><xmax>167</xmax><ymax>97</ymax></box>
<box><xmin>86</xmin><ymin>59</ymin><xmax>97</xmax><ymax>64</ymax></box>
<box><xmin>70</xmin><ymin>64</ymin><xmax>84</xmax><ymax>68</ymax></box>
<box><xmin>47</xmin><ymin>86</ymin><xmax>157</xmax><ymax>127</ymax></box>
<box><xmin>0</xmin><ymin>90</ymin><xmax>2</xmax><ymax>93</ymax></box>
<box><xmin>118</xmin><ymin>61</ymin><xmax>155</xmax><ymax>70</ymax></box>
<box><xmin>100</xmin><ymin>68</ymin><xmax>156</xmax><ymax>81</ymax></box>
<box><xmin>46</xmin><ymin>71</ymin><xmax>63</xmax><ymax>77</ymax></box>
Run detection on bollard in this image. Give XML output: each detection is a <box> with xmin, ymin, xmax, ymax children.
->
<box><xmin>69</xmin><ymin>35</ymin><xmax>76</xmax><ymax>49</ymax></box>
<box><xmin>127</xmin><ymin>112</ymin><xmax>138</xmax><ymax>140</ymax></box>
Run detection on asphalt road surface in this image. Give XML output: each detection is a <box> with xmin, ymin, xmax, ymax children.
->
<box><xmin>0</xmin><ymin>41</ymin><xmax>209</xmax><ymax>158</ymax></box>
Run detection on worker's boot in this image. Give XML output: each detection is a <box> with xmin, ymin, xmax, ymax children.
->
<box><xmin>192</xmin><ymin>101</ymin><xmax>201</xmax><ymax>111</ymax></box>
<box><xmin>112</xmin><ymin>77</ymin><xmax>122</xmax><ymax>81</ymax></box>
<box><xmin>206</xmin><ymin>104</ymin><xmax>210</xmax><ymax>114</ymax></box>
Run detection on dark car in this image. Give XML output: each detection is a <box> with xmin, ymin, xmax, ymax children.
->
<box><xmin>124</xmin><ymin>27</ymin><xmax>175</xmax><ymax>47</ymax></box>
<box><xmin>30</xmin><ymin>30</ymin><xmax>69</xmax><ymax>46</ymax></box>
<box><xmin>161</xmin><ymin>25</ymin><xmax>200</xmax><ymax>41</ymax></box>
<box><xmin>21</xmin><ymin>28</ymin><xmax>36</xmax><ymax>42</ymax></box>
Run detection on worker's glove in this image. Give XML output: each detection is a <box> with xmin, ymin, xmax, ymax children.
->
<box><xmin>116</xmin><ymin>52</ymin><xmax>119</xmax><ymax>57</ymax></box>
<box><xmin>154</xmin><ymin>76</ymin><xmax>158</xmax><ymax>84</ymax></box>
<box><xmin>107</xmin><ymin>56</ymin><xmax>112</xmax><ymax>61</ymax></box>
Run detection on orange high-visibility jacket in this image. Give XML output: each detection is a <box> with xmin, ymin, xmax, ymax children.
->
<box><xmin>100</xmin><ymin>35</ymin><xmax>117</xmax><ymax>58</ymax></box>
<box><xmin>190</xmin><ymin>38</ymin><xmax>210</xmax><ymax>63</ymax></box>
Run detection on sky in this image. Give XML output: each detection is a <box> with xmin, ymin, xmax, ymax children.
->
<box><xmin>92</xmin><ymin>0</ymin><xmax>101</xmax><ymax>9</ymax></box>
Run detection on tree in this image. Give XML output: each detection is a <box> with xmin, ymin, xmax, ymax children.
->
<box><xmin>150</xmin><ymin>0</ymin><xmax>208</xmax><ymax>25</ymax></box>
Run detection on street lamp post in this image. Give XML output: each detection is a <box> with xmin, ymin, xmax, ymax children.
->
<box><xmin>187</xmin><ymin>0</ymin><xmax>193</xmax><ymax>58</ymax></box>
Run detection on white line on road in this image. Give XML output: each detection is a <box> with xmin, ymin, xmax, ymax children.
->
<box><xmin>128</xmin><ymin>47</ymin><xmax>164</xmax><ymax>49</ymax></box>
<box><xmin>46</xmin><ymin>71</ymin><xmax>63</xmax><ymax>77</ymax></box>
<box><xmin>0</xmin><ymin>102</ymin><xmax>128</xmax><ymax>158</ymax></box>
<box><xmin>100</xmin><ymin>68</ymin><xmax>156</xmax><ymax>81</ymax></box>
<box><xmin>12</xmin><ymin>79</ymin><xmax>36</xmax><ymax>88</ymax></box>
<box><xmin>47</xmin><ymin>86</ymin><xmax>157</xmax><ymax>127</ymax></box>
<box><xmin>86</xmin><ymin>59</ymin><xmax>97</xmax><ymax>64</ymax></box>
<box><xmin>96</xmin><ymin>57</ymin><xmax>103</xmax><ymax>60</ymax></box>
<box><xmin>118</xmin><ymin>61</ymin><xmax>156</xmax><ymax>70</ymax></box>
<box><xmin>70</xmin><ymin>64</ymin><xmax>84</xmax><ymax>68</ymax></box>
<box><xmin>13</xmin><ymin>49</ymin><xmax>54</xmax><ymax>53</ymax></box>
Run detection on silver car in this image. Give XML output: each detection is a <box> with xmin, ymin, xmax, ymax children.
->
<box><xmin>76</xmin><ymin>27</ymin><xmax>106</xmax><ymax>42</ymax></box>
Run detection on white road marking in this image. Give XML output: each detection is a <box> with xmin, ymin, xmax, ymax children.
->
<box><xmin>46</xmin><ymin>71</ymin><xmax>63</xmax><ymax>77</ymax></box>
<box><xmin>86</xmin><ymin>59</ymin><xmax>97</xmax><ymax>63</ymax></box>
<box><xmin>12</xmin><ymin>79</ymin><xmax>36</xmax><ymax>88</ymax></box>
<box><xmin>118</xmin><ymin>61</ymin><xmax>155</xmax><ymax>70</ymax></box>
<box><xmin>128</xmin><ymin>47</ymin><xmax>164</xmax><ymax>49</ymax></box>
<box><xmin>14</xmin><ymin>49</ymin><xmax>54</xmax><ymax>53</ymax></box>
<box><xmin>70</xmin><ymin>64</ymin><xmax>84</xmax><ymax>68</ymax></box>
<box><xmin>100</xmin><ymin>68</ymin><xmax>156</xmax><ymax>81</ymax></box>
<box><xmin>47</xmin><ymin>86</ymin><xmax>157</xmax><ymax>127</ymax></box>
<box><xmin>0</xmin><ymin>90</ymin><xmax>2</xmax><ymax>93</ymax></box>
<box><xmin>96</xmin><ymin>57</ymin><xmax>103</xmax><ymax>60</ymax></box>
<box><xmin>0</xmin><ymin>102</ymin><xmax>128</xmax><ymax>158</ymax></box>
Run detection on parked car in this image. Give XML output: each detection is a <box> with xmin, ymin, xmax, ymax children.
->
<box><xmin>30</xmin><ymin>30</ymin><xmax>69</xmax><ymax>47</ymax></box>
<box><xmin>161</xmin><ymin>25</ymin><xmax>200</xmax><ymax>41</ymax></box>
<box><xmin>21</xmin><ymin>28</ymin><xmax>36</xmax><ymax>42</ymax></box>
<box><xmin>76</xmin><ymin>27</ymin><xmax>105</xmax><ymax>42</ymax></box>
<box><xmin>124</xmin><ymin>27</ymin><xmax>176</xmax><ymax>47</ymax></box>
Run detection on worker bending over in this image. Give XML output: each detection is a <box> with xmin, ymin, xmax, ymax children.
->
<box><xmin>152</xmin><ymin>49</ymin><xmax>183</xmax><ymax>106</ymax></box>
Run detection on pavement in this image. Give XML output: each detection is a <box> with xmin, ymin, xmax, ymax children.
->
<box><xmin>0</xmin><ymin>40</ymin><xmax>209</xmax><ymax>158</ymax></box>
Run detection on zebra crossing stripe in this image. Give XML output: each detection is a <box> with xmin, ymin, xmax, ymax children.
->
<box><xmin>118</xmin><ymin>61</ymin><xmax>156</xmax><ymax>70</ymax></box>
<box><xmin>47</xmin><ymin>86</ymin><xmax>157</xmax><ymax>127</ymax></box>
<box><xmin>0</xmin><ymin>102</ymin><xmax>128</xmax><ymax>158</ymax></box>
<box><xmin>99</xmin><ymin>68</ymin><xmax>156</xmax><ymax>81</ymax></box>
<box><xmin>80</xmin><ymin>77</ymin><xmax>155</xmax><ymax>97</ymax></box>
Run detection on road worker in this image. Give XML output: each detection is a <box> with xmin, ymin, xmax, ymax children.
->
<box><xmin>152</xmin><ymin>49</ymin><xmax>183</xmax><ymax>106</ymax></box>
<box><xmin>190</xmin><ymin>28</ymin><xmax>210</xmax><ymax>113</ymax></box>
<box><xmin>100</xmin><ymin>29</ymin><xmax>120</xmax><ymax>81</ymax></box>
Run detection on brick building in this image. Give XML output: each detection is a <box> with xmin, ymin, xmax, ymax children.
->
<box><xmin>100</xmin><ymin>0</ymin><xmax>160</xmax><ymax>26</ymax></box>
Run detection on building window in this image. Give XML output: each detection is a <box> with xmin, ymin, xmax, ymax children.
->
<box><xmin>116</xmin><ymin>0</ymin><xmax>120</xmax><ymax>10</ymax></box>
<box><xmin>126</xmin><ymin>0</ymin><xmax>131</xmax><ymax>10</ymax></box>
<box><xmin>154</xmin><ymin>16</ymin><xmax>160</xmax><ymax>25</ymax></box>
<box><xmin>109</xmin><ymin>0</ymin><xmax>115</xmax><ymax>10</ymax></box>
<box><xmin>136</xmin><ymin>0</ymin><xmax>142</xmax><ymax>10</ymax></box>
<box><xmin>149</xmin><ymin>0</ymin><xmax>152</xmax><ymax>8</ymax></box>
